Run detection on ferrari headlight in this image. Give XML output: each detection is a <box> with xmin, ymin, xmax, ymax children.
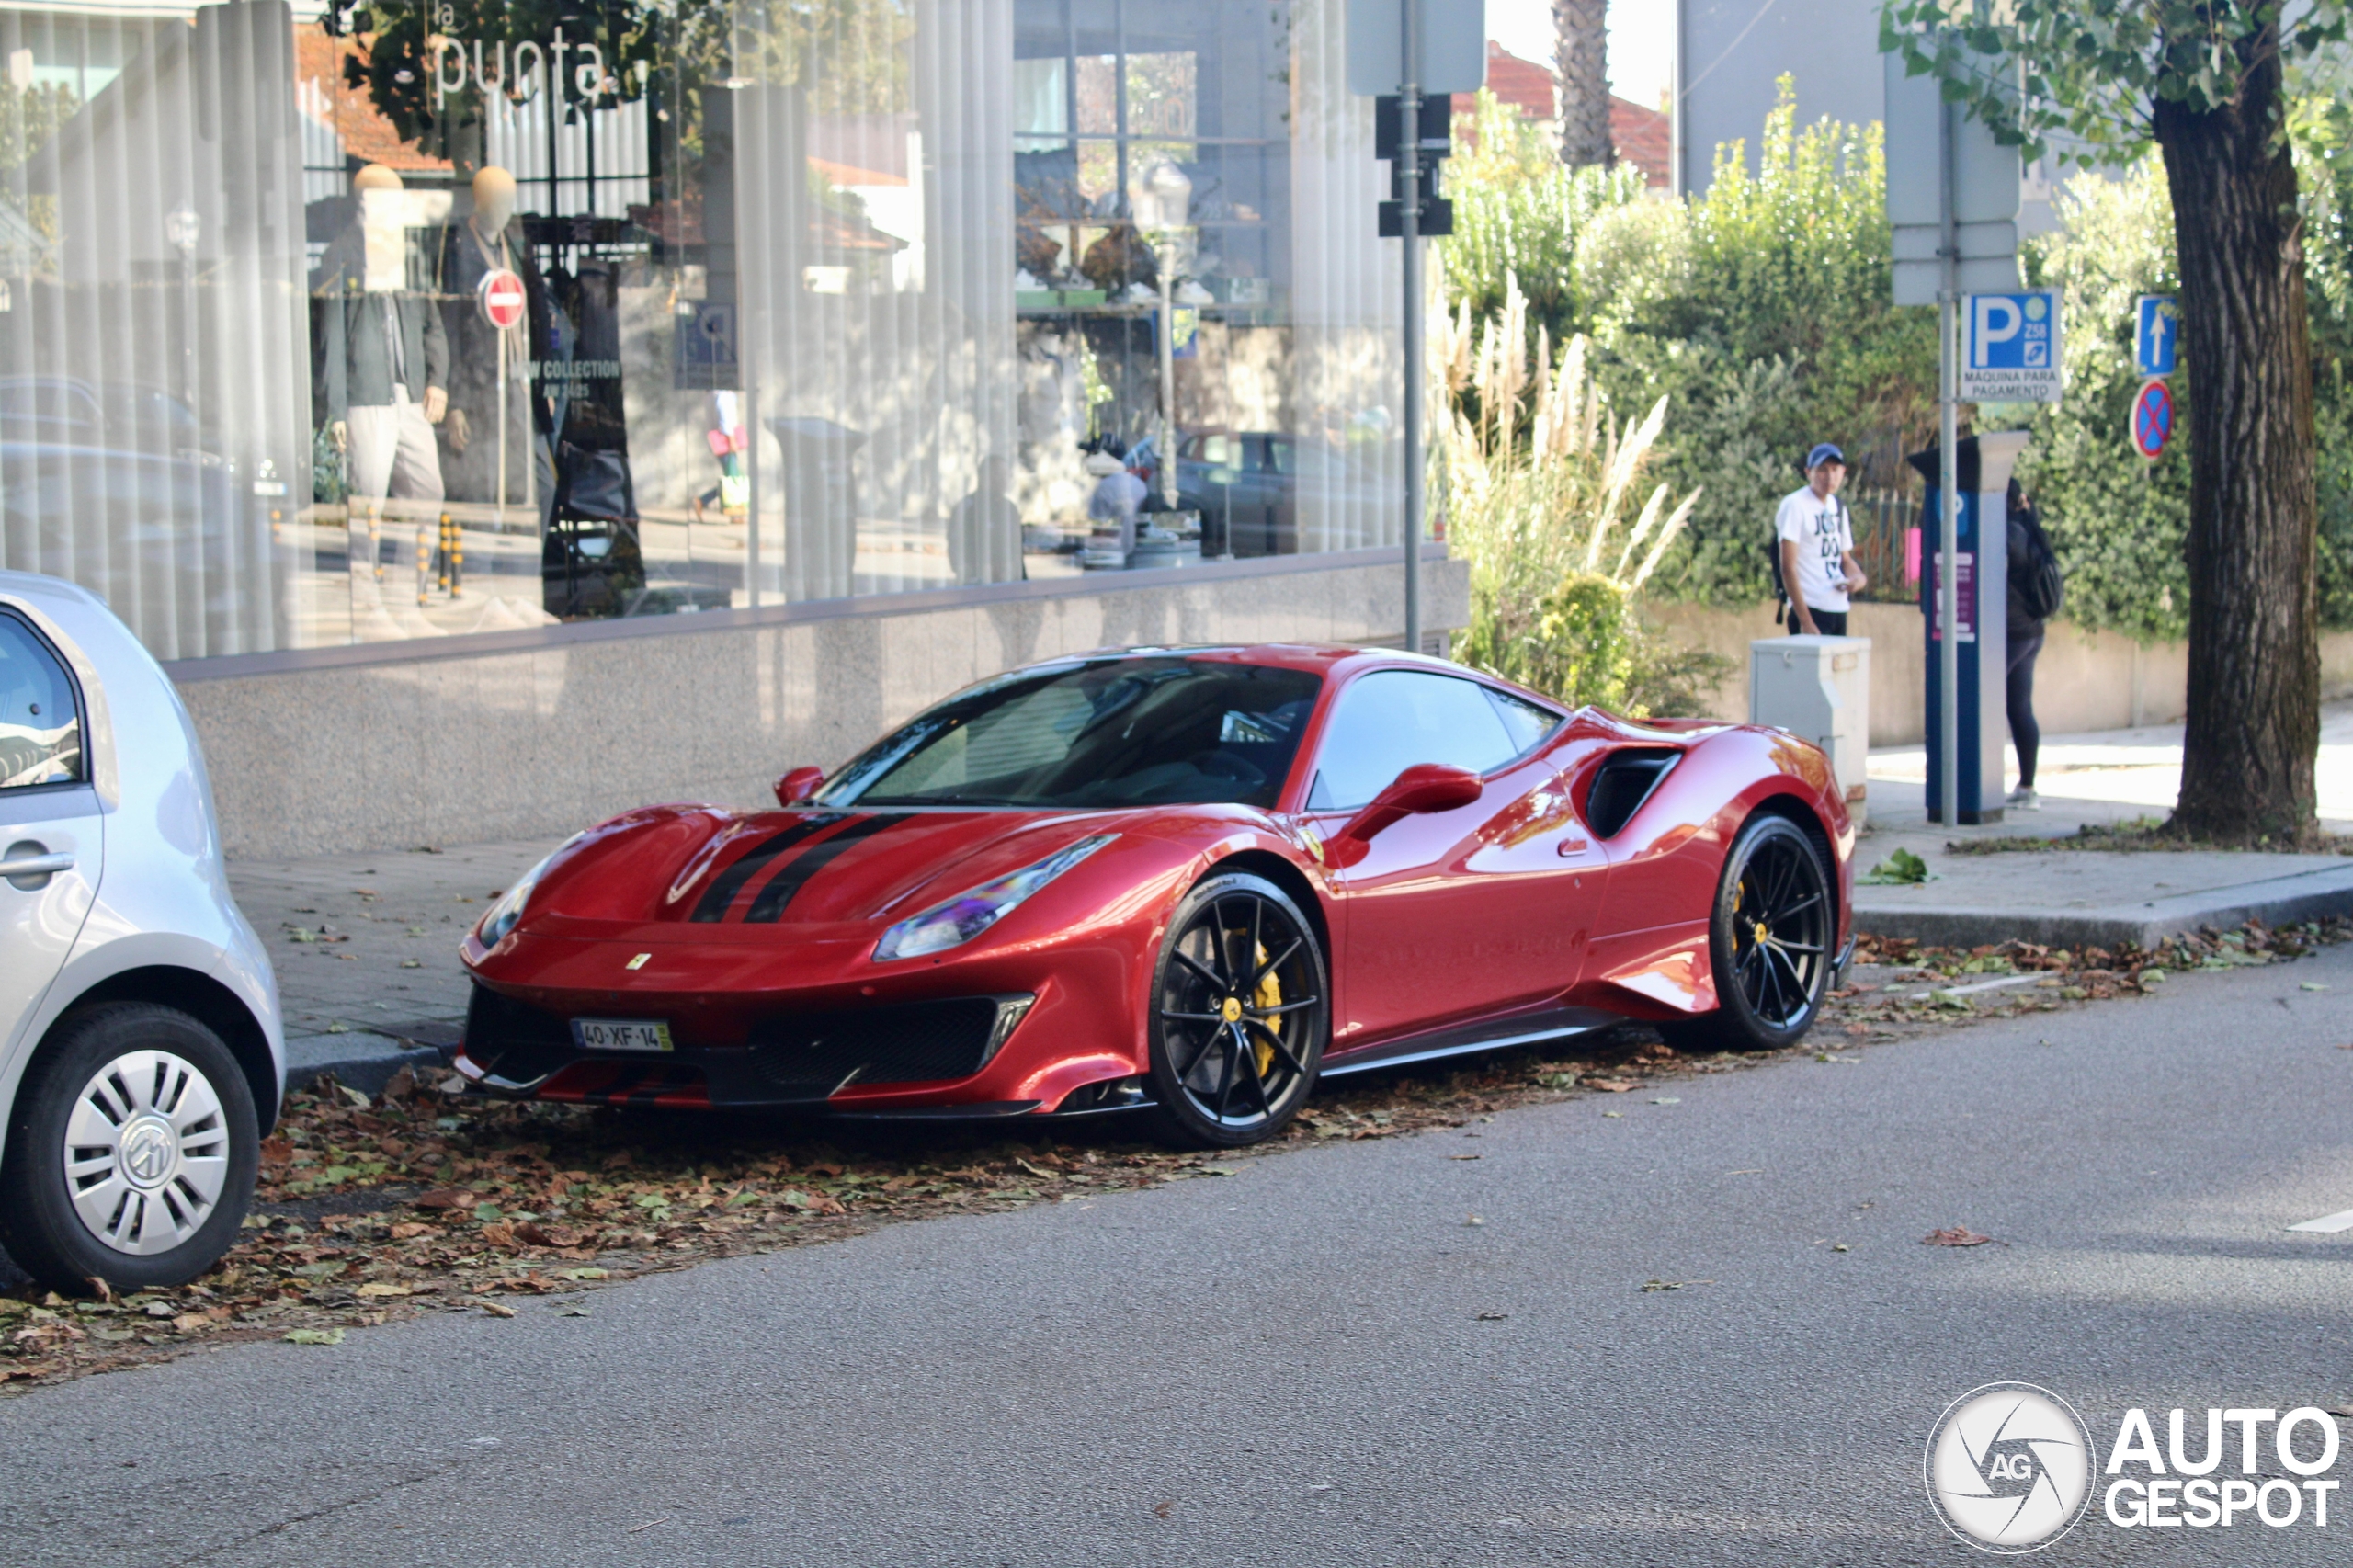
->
<box><xmin>476</xmin><ymin>835</ymin><xmax>581</xmax><ymax>948</ymax></box>
<box><xmin>873</xmin><ymin>835</ymin><xmax>1116</xmax><ymax>962</ymax></box>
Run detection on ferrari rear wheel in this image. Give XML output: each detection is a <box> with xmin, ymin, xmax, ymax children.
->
<box><xmin>1145</xmin><ymin>872</ymin><xmax>1327</xmax><ymax>1148</ymax></box>
<box><xmin>1664</xmin><ymin>812</ymin><xmax>1833</xmax><ymax>1054</ymax></box>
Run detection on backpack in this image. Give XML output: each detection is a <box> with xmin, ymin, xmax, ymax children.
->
<box><xmin>2013</xmin><ymin>503</ymin><xmax>2064</xmax><ymax>622</ymax></box>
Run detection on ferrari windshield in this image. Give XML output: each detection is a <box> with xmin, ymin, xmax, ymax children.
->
<box><xmin>817</xmin><ymin>658</ymin><xmax>1323</xmax><ymax>809</ymax></box>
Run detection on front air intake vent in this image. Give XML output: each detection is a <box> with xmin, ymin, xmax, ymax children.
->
<box><xmin>747</xmin><ymin>996</ymin><xmax>1029</xmax><ymax>1099</ymax></box>
<box><xmin>463</xmin><ymin>984</ymin><xmax>578</xmax><ymax>1085</ymax></box>
<box><xmin>1586</xmin><ymin>748</ymin><xmax>1681</xmax><ymax>838</ymax></box>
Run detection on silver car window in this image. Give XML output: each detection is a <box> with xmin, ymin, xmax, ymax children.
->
<box><xmin>0</xmin><ymin>612</ymin><xmax>82</xmax><ymax>790</ymax></box>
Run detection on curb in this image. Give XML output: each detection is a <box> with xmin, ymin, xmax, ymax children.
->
<box><xmin>281</xmin><ymin>1030</ymin><xmax>455</xmax><ymax>1096</ymax></box>
<box><xmin>1855</xmin><ymin>862</ymin><xmax>2353</xmax><ymax>949</ymax></box>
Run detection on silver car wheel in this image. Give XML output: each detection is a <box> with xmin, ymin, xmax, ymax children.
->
<box><xmin>61</xmin><ymin>1049</ymin><xmax>233</xmax><ymax>1256</ymax></box>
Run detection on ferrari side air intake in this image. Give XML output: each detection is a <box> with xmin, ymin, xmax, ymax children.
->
<box><xmin>1586</xmin><ymin>748</ymin><xmax>1682</xmax><ymax>838</ymax></box>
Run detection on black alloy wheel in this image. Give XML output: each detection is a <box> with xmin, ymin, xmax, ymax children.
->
<box><xmin>1144</xmin><ymin>872</ymin><xmax>1328</xmax><ymax>1148</ymax></box>
<box><xmin>1664</xmin><ymin>812</ymin><xmax>1834</xmax><ymax>1053</ymax></box>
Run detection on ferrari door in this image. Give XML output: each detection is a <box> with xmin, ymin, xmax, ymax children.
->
<box><xmin>1302</xmin><ymin>669</ymin><xmax>1605</xmax><ymax>1049</ymax></box>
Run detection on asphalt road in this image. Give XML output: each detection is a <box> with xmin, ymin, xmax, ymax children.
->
<box><xmin>6</xmin><ymin>948</ymin><xmax>2353</xmax><ymax>1566</ymax></box>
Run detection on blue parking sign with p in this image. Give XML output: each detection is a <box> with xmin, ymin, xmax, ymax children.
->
<box><xmin>2136</xmin><ymin>295</ymin><xmax>2179</xmax><ymax>377</ymax></box>
<box><xmin>1960</xmin><ymin>290</ymin><xmax>2063</xmax><ymax>402</ymax></box>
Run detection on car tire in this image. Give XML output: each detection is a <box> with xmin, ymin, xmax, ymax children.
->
<box><xmin>1143</xmin><ymin>872</ymin><xmax>1328</xmax><ymax>1149</ymax></box>
<box><xmin>1660</xmin><ymin>812</ymin><xmax>1835</xmax><ymax>1054</ymax></box>
<box><xmin>0</xmin><ymin>1004</ymin><xmax>258</xmax><ymax>1295</ymax></box>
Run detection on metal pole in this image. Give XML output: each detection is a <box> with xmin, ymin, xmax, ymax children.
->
<box><xmin>496</xmin><ymin>327</ymin><xmax>509</xmax><ymax>537</ymax></box>
<box><xmin>745</xmin><ymin>369</ymin><xmax>763</xmax><ymax>608</ymax></box>
<box><xmin>1399</xmin><ymin>0</ymin><xmax>1423</xmax><ymax>655</ymax></box>
<box><xmin>1158</xmin><ymin>245</ymin><xmax>1177</xmax><ymax>509</ymax></box>
<box><xmin>1938</xmin><ymin>97</ymin><xmax>1961</xmax><ymax>828</ymax></box>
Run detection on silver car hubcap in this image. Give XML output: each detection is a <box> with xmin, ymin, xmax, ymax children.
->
<box><xmin>62</xmin><ymin>1050</ymin><xmax>232</xmax><ymax>1256</ymax></box>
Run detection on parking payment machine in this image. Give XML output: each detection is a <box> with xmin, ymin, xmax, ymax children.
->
<box><xmin>1906</xmin><ymin>431</ymin><xmax>2030</xmax><ymax>824</ymax></box>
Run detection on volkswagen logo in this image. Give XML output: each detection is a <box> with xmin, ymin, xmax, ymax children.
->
<box><xmin>118</xmin><ymin>1117</ymin><xmax>177</xmax><ymax>1189</ymax></box>
<box><xmin>1926</xmin><ymin>1382</ymin><xmax>2094</xmax><ymax>1553</ymax></box>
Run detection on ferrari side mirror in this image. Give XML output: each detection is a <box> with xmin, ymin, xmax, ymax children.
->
<box><xmin>1325</xmin><ymin>763</ymin><xmax>1483</xmax><ymax>868</ymax></box>
<box><xmin>774</xmin><ymin>766</ymin><xmax>826</xmax><ymax>807</ymax></box>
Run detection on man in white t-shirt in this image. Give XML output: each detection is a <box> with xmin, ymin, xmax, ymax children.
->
<box><xmin>1775</xmin><ymin>442</ymin><xmax>1867</xmax><ymax>636</ymax></box>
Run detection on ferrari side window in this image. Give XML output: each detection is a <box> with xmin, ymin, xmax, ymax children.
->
<box><xmin>1483</xmin><ymin>687</ymin><xmax>1563</xmax><ymax>756</ymax></box>
<box><xmin>0</xmin><ymin>613</ymin><xmax>82</xmax><ymax>790</ymax></box>
<box><xmin>1309</xmin><ymin>671</ymin><xmax>1518</xmax><ymax>811</ymax></box>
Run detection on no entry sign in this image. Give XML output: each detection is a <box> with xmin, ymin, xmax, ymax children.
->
<box><xmin>2131</xmin><ymin>377</ymin><xmax>2175</xmax><ymax>461</ymax></box>
<box><xmin>477</xmin><ymin>267</ymin><xmax>526</xmax><ymax>330</ymax></box>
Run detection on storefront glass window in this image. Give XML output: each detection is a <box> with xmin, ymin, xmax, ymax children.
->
<box><xmin>0</xmin><ymin>0</ymin><xmax>1401</xmax><ymax>665</ymax></box>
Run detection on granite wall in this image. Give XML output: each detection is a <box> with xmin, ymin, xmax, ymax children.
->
<box><xmin>1644</xmin><ymin>598</ymin><xmax>2353</xmax><ymax>744</ymax></box>
<box><xmin>174</xmin><ymin>551</ymin><xmax>1471</xmax><ymax>858</ymax></box>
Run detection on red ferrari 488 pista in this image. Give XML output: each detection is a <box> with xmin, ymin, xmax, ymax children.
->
<box><xmin>455</xmin><ymin>645</ymin><xmax>1853</xmax><ymax>1147</ymax></box>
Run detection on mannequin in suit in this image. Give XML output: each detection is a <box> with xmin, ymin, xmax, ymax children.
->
<box><xmin>316</xmin><ymin>164</ymin><xmax>447</xmax><ymax>503</ymax></box>
<box><xmin>438</xmin><ymin>165</ymin><xmax>554</xmax><ymax>523</ymax></box>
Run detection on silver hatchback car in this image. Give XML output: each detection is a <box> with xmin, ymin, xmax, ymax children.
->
<box><xmin>0</xmin><ymin>571</ymin><xmax>281</xmax><ymax>1294</ymax></box>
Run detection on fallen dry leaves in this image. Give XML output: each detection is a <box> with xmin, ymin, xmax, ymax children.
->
<box><xmin>3</xmin><ymin>915</ymin><xmax>2341</xmax><ymax>1394</ymax></box>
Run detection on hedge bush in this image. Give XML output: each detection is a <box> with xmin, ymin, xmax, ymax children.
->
<box><xmin>1443</xmin><ymin>79</ymin><xmax>2353</xmax><ymax>638</ymax></box>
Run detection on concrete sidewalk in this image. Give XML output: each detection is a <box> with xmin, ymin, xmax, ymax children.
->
<box><xmin>227</xmin><ymin>839</ymin><xmax>550</xmax><ymax>1094</ymax></box>
<box><xmin>1855</xmin><ymin>700</ymin><xmax>2353</xmax><ymax>947</ymax></box>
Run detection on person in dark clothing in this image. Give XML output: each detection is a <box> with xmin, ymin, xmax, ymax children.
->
<box><xmin>2005</xmin><ymin>479</ymin><xmax>2045</xmax><ymax>810</ymax></box>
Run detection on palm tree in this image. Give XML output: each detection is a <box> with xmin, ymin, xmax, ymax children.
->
<box><xmin>1552</xmin><ymin>0</ymin><xmax>1610</xmax><ymax>168</ymax></box>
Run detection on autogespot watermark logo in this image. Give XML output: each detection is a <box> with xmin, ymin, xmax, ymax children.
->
<box><xmin>1926</xmin><ymin>1383</ymin><xmax>2095</xmax><ymax>1552</ymax></box>
<box><xmin>1927</xmin><ymin>1386</ymin><xmax>2347</xmax><ymax>1551</ymax></box>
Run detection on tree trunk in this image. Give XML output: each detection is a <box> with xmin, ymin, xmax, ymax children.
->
<box><xmin>1552</xmin><ymin>0</ymin><xmax>1610</xmax><ymax>168</ymax></box>
<box><xmin>2154</xmin><ymin>30</ymin><xmax>2319</xmax><ymax>842</ymax></box>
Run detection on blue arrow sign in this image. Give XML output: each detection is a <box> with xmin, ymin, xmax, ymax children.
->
<box><xmin>2135</xmin><ymin>295</ymin><xmax>2179</xmax><ymax>377</ymax></box>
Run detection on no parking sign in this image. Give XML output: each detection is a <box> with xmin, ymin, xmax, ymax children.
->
<box><xmin>2131</xmin><ymin>377</ymin><xmax>2174</xmax><ymax>461</ymax></box>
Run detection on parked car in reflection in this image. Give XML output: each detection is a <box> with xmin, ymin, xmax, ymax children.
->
<box><xmin>1126</xmin><ymin>431</ymin><xmax>1392</xmax><ymax>559</ymax></box>
<box><xmin>0</xmin><ymin>379</ymin><xmax>246</xmax><ymax>578</ymax></box>
<box><xmin>0</xmin><ymin>377</ymin><xmax>222</xmax><ymax>463</ymax></box>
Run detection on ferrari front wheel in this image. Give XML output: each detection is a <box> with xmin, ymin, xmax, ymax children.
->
<box><xmin>1145</xmin><ymin>872</ymin><xmax>1328</xmax><ymax>1148</ymax></box>
<box><xmin>1664</xmin><ymin>812</ymin><xmax>1833</xmax><ymax>1054</ymax></box>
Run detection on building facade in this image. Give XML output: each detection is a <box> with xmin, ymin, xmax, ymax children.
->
<box><xmin>0</xmin><ymin>0</ymin><xmax>1463</xmax><ymax>854</ymax></box>
<box><xmin>1672</xmin><ymin>0</ymin><xmax>2065</xmax><ymax>233</ymax></box>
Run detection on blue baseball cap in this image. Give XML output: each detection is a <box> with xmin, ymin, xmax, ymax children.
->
<box><xmin>1806</xmin><ymin>443</ymin><xmax>1846</xmax><ymax>471</ymax></box>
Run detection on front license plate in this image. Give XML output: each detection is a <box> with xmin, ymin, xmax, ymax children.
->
<box><xmin>571</xmin><ymin>1018</ymin><xmax>675</xmax><ymax>1053</ymax></box>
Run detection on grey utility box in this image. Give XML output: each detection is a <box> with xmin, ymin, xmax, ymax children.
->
<box><xmin>1750</xmin><ymin>635</ymin><xmax>1870</xmax><ymax>824</ymax></box>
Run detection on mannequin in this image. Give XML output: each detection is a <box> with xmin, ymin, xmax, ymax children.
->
<box><xmin>438</xmin><ymin>165</ymin><xmax>554</xmax><ymax>525</ymax></box>
<box><xmin>316</xmin><ymin>164</ymin><xmax>447</xmax><ymax>504</ymax></box>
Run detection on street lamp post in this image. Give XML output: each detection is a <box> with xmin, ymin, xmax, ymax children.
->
<box><xmin>1132</xmin><ymin>161</ymin><xmax>1192</xmax><ymax>512</ymax></box>
<box><xmin>165</xmin><ymin>204</ymin><xmax>199</xmax><ymax>407</ymax></box>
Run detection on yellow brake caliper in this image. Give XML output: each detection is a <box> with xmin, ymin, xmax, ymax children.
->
<box><xmin>1251</xmin><ymin>941</ymin><xmax>1281</xmax><ymax>1076</ymax></box>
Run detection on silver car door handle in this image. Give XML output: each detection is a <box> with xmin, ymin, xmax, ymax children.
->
<box><xmin>0</xmin><ymin>850</ymin><xmax>74</xmax><ymax>878</ymax></box>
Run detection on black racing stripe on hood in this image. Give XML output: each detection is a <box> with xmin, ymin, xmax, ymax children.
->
<box><xmin>742</xmin><ymin>812</ymin><xmax>915</xmax><ymax>923</ymax></box>
<box><xmin>689</xmin><ymin>813</ymin><xmax>847</xmax><ymax>923</ymax></box>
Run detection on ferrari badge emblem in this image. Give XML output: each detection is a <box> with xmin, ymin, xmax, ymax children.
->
<box><xmin>625</xmin><ymin>953</ymin><xmax>652</xmax><ymax>971</ymax></box>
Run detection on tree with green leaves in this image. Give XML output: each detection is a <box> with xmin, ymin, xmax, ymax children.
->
<box><xmin>1882</xmin><ymin>1</ymin><xmax>2347</xmax><ymax>842</ymax></box>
